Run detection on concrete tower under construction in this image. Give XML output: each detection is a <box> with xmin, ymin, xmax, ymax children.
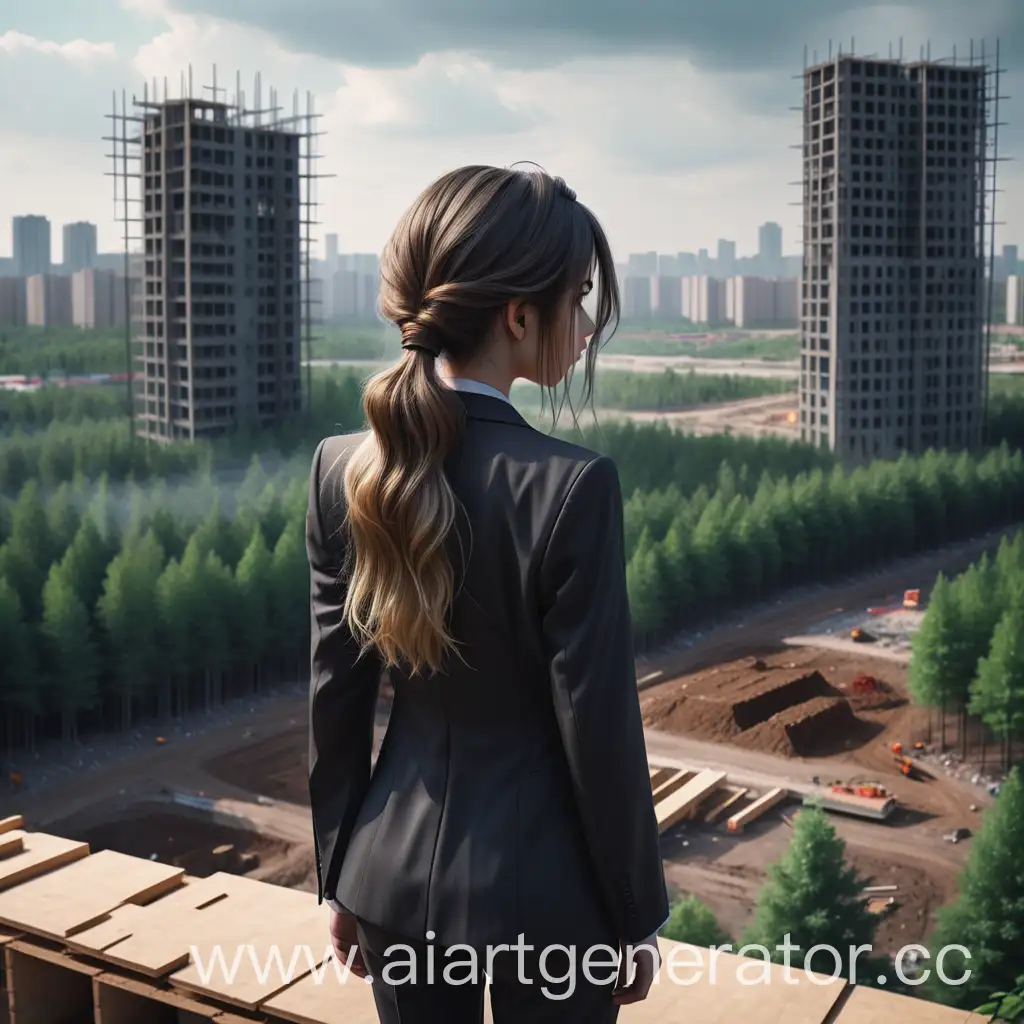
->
<box><xmin>109</xmin><ymin>74</ymin><xmax>321</xmax><ymax>442</ymax></box>
<box><xmin>799</xmin><ymin>48</ymin><xmax>1000</xmax><ymax>462</ymax></box>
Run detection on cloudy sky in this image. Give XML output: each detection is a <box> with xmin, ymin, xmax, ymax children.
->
<box><xmin>1</xmin><ymin>0</ymin><xmax>1021</xmax><ymax>263</ymax></box>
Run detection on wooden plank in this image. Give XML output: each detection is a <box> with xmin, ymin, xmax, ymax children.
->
<box><xmin>638</xmin><ymin>940</ymin><xmax>846</xmax><ymax>1022</ymax></box>
<box><xmin>833</xmin><ymin>985</ymin><xmax>987</xmax><ymax>1023</ymax></box>
<box><xmin>67</xmin><ymin>873</ymin><xmax>236</xmax><ymax>958</ymax></box>
<box><xmin>728</xmin><ymin>787</ymin><xmax>787</xmax><ymax>833</ymax></box>
<box><xmin>169</xmin><ymin>877</ymin><xmax>334</xmax><ymax>1010</ymax></box>
<box><xmin>649</xmin><ymin>767</ymin><xmax>676</xmax><ymax>791</ymax></box>
<box><xmin>262</xmin><ymin>967</ymin><xmax>381</xmax><ymax>1024</ymax></box>
<box><xmin>0</xmin><ymin>835</ymin><xmax>22</xmax><ymax>860</ymax></box>
<box><xmin>0</xmin><ymin>849</ymin><xmax>183</xmax><ymax>941</ymax></box>
<box><xmin>0</xmin><ymin>830</ymin><xmax>89</xmax><ymax>891</ymax></box>
<box><xmin>652</xmin><ymin>770</ymin><xmax>696</xmax><ymax>806</ymax></box>
<box><xmin>656</xmin><ymin>771</ymin><xmax>727</xmax><ymax>834</ymax></box>
<box><xmin>0</xmin><ymin>818</ymin><xmax>22</xmax><ymax>836</ymax></box>
<box><xmin>704</xmin><ymin>787</ymin><xmax>748</xmax><ymax>824</ymax></box>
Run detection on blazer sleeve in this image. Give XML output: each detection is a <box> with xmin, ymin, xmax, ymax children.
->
<box><xmin>306</xmin><ymin>436</ymin><xmax>383</xmax><ymax>908</ymax></box>
<box><xmin>539</xmin><ymin>454</ymin><xmax>669</xmax><ymax>944</ymax></box>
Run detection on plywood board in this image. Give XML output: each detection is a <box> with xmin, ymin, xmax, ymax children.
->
<box><xmin>66</xmin><ymin>873</ymin><xmax>236</xmax><ymax>959</ymax></box>
<box><xmin>0</xmin><ymin>830</ymin><xmax>88</xmax><ymax>891</ymax></box>
<box><xmin>0</xmin><ymin>849</ymin><xmax>183</xmax><ymax>941</ymax></box>
<box><xmin>259</xmin><ymin>964</ymin><xmax>381</xmax><ymax>1024</ymax></box>
<box><xmin>657</xmin><ymin>771</ymin><xmax>727</xmax><ymax>833</ymax></box>
<box><xmin>638</xmin><ymin>941</ymin><xmax>847</xmax><ymax>1023</ymax></box>
<box><xmin>169</xmin><ymin>878</ymin><xmax>334</xmax><ymax>1009</ymax></box>
<box><xmin>728</xmin><ymin>787</ymin><xmax>787</xmax><ymax>833</ymax></box>
<box><xmin>652</xmin><ymin>770</ymin><xmax>696</xmax><ymax>806</ymax></box>
<box><xmin>833</xmin><ymin>985</ymin><xmax>988</xmax><ymax>1023</ymax></box>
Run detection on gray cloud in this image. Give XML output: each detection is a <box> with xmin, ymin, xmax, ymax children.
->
<box><xmin>162</xmin><ymin>0</ymin><xmax>1017</xmax><ymax>75</ymax></box>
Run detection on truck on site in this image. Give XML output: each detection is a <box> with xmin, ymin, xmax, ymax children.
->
<box><xmin>803</xmin><ymin>782</ymin><xmax>897</xmax><ymax>822</ymax></box>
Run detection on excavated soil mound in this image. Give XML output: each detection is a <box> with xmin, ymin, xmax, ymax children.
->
<box><xmin>642</xmin><ymin>660</ymin><xmax>876</xmax><ymax>757</ymax></box>
<box><xmin>731</xmin><ymin>671</ymin><xmax>838</xmax><ymax>729</ymax></box>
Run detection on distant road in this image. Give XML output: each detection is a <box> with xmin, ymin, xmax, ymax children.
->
<box><xmin>304</xmin><ymin>355</ymin><xmax>802</xmax><ymax>381</ymax></box>
<box><xmin>305</xmin><ymin>354</ymin><xmax>1024</xmax><ymax>381</ymax></box>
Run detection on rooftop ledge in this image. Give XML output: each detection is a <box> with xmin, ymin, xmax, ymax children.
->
<box><xmin>0</xmin><ymin>813</ymin><xmax>986</xmax><ymax>1024</ymax></box>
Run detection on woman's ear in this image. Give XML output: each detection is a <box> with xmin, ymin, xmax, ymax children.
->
<box><xmin>503</xmin><ymin>300</ymin><xmax>529</xmax><ymax>340</ymax></box>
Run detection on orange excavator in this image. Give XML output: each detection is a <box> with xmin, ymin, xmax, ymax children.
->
<box><xmin>893</xmin><ymin>753</ymin><xmax>927</xmax><ymax>781</ymax></box>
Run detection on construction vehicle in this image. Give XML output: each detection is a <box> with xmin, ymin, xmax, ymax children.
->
<box><xmin>850</xmin><ymin>627</ymin><xmax>877</xmax><ymax>643</ymax></box>
<box><xmin>804</xmin><ymin>783</ymin><xmax>896</xmax><ymax>821</ymax></box>
<box><xmin>894</xmin><ymin>754</ymin><xmax>928</xmax><ymax>781</ymax></box>
<box><xmin>903</xmin><ymin>589</ymin><xmax>921</xmax><ymax>609</ymax></box>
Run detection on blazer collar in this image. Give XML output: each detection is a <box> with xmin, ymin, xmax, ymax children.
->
<box><xmin>455</xmin><ymin>390</ymin><xmax>533</xmax><ymax>429</ymax></box>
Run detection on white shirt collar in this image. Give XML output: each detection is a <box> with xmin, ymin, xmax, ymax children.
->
<box><xmin>442</xmin><ymin>377</ymin><xmax>511</xmax><ymax>405</ymax></box>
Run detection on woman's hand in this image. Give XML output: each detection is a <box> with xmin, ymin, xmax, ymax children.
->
<box><xmin>329</xmin><ymin>907</ymin><xmax>369</xmax><ymax>979</ymax></box>
<box><xmin>612</xmin><ymin>931</ymin><xmax>661</xmax><ymax>1005</ymax></box>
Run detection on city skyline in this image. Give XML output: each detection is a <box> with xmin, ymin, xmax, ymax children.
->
<box><xmin>0</xmin><ymin>0</ymin><xmax>1021</xmax><ymax>261</ymax></box>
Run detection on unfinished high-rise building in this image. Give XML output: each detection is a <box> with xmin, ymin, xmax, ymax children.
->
<box><xmin>799</xmin><ymin>47</ymin><xmax>1000</xmax><ymax>462</ymax></box>
<box><xmin>109</xmin><ymin>74</ymin><xmax>320</xmax><ymax>442</ymax></box>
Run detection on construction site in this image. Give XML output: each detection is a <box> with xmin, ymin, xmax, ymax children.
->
<box><xmin>0</xmin><ymin>541</ymin><xmax>1004</xmax><ymax>1024</ymax></box>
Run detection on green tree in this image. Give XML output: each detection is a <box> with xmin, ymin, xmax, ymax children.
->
<box><xmin>661</xmin><ymin>896</ymin><xmax>732</xmax><ymax>947</ymax></box>
<box><xmin>234</xmin><ymin>525</ymin><xmax>273</xmax><ymax>692</ymax></box>
<box><xmin>0</xmin><ymin>578</ymin><xmax>39</xmax><ymax>752</ymax></box>
<box><xmin>928</xmin><ymin>769</ymin><xmax>1024</xmax><ymax>1010</ymax></box>
<box><xmin>742</xmin><ymin>806</ymin><xmax>878</xmax><ymax>981</ymax></box>
<box><xmin>40</xmin><ymin>562</ymin><xmax>98</xmax><ymax>742</ymax></box>
<box><xmin>969</xmin><ymin>600</ymin><xmax>1024</xmax><ymax>771</ymax></box>
<box><xmin>96</xmin><ymin>531</ymin><xmax>165</xmax><ymax>729</ymax></box>
<box><xmin>267</xmin><ymin>518</ymin><xmax>309</xmax><ymax>682</ymax></box>
<box><xmin>626</xmin><ymin>528</ymin><xmax>670</xmax><ymax>643</ymax></box>
<box><xmin>908</xmin><ymin>574</ymin><xmax>962</xmax><ymax>748</ymax></box>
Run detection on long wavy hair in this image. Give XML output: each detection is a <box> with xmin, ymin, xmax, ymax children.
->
<box><xmin>335</xmin><ymin>164</ymin><xmax>619</xmax><ymax>676</ymax></box>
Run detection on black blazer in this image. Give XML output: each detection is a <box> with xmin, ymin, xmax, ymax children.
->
<box><xmin>307</xmin><ymin>390</ymin><xmax>668</xmax><ymax>951</ymax></box>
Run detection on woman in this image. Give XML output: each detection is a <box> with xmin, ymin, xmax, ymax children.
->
<box><xmin>306</xmin><ymin>165</ymin><xmax>668</xmax><ymax>1023</ymax></box>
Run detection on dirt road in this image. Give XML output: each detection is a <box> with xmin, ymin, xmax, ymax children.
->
<box><xmin>636</xmin><ymin>524</ymin><xmax>1019</xmax><ymax>684</ymax></box>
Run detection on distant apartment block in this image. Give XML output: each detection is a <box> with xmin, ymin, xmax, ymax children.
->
<box><xmin>758</xmin><ymin>222</ymin><xmax>783</xmax><ymax>268</ymax></box>
<box><xmin>1002</xmin><ymin>244</ymin><xmax>1019</xmax><ymax>279</ymax></box>
<box><xmin>25</xmin><ymin>274</ymin><xmax>72</xmax><ymax>327</ymax></box>
<box><xmin>726</xmin><ymin>277</ymin><xmax>774</xmax><ymax>327</ymax></box>
<box><xmin>63</xmin><ymin>222</ymin><xmax>98</xmax><ymax>273</ymax></box>
<box><xmin>627</xmin><ymin>252</ymin><xmax>658</xmax><ymax>277</ymax></box>
<box><xmin>72</xmin><ymin>268</ymin><xmax>126</xmax><ymax>329</ymax></box>
<box><xmin>12</xmin><ymin>215</ymin><xmax>51</xmax><ymax>277</ymax></box>
<box><xmin>134</xmin><ymin>93</ymin><xmax>304</xmax><ymax>442</ymax></box>
<box><xmin>623</xmin><ymin>276</ymin><xmax>652</xmax><ymax>319</ymax></box>
<box><xmin>654</xmin><ymin>275</ymin><xmax>683</xmax><ymax>318</ymax></box>
<box><xmin>683</xmin><ymin>276</ymin><xmax>727</xmax><ymax>326</ymax></box>
<box><xmin>800</xmin><ymin>54</ymin><xmax>988</xmax><ymax>461</ymax></box>
<box><xmin>1008</xmin><ymin>276</ymin><xmax>1024</xmax><ymax>326</ymax></box>
<box><xmin>0</xmin><ymin>277</ymin><xmax>26</xmax><ymax>327</ymax></box>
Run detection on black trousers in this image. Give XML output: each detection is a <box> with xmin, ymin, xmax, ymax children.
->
<box><xmin>356</xmin><ymin>917</ymin><xmax>621</xmax><ymax>1024</ymax></box>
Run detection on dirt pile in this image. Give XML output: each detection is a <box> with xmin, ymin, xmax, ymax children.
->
<box><xmin>642</xmin><ymin>656</ymin><xmax>879</xmax><ymax>758</ymax></box>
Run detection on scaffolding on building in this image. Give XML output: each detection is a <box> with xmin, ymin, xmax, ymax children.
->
<box><xmin>103</xmin><ymin>90</ymin><xmax>143</xmax><ymax>440</ymax></box>
<box><xmin>103</xmin><ymin>65</ymin><xmax>331</xmax><ymax>433</ymax></box>
<box><xmin>790</xmin><ymin>38</ymin><xmax>1008</xmax><ymax>454</ymax></box>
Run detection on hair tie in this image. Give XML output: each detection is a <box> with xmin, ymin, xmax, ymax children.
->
<box><xmin>399</xmin><ymin>319</ymin><xmax>442</xmax><ymax>358</ymax></box>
